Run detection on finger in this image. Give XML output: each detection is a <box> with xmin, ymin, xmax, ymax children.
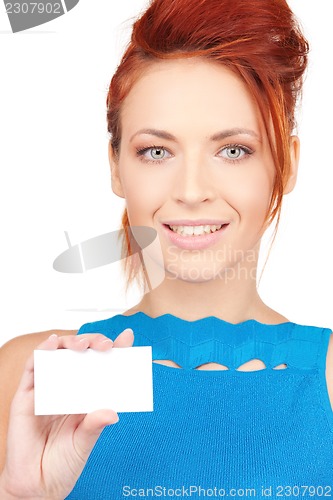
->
<box><xmin>73</xmin><ymin>409</ymin><xmax>119</xmax><ymax>460</ymax></box>
<box><xmin>113</xmin><ymin>328</ymin><xmax>134</xmax><ymax>348</ymax></box>
<box><xmin>73</xmin><ymin>330</ymin><xmax>134</xmax><ymax>349</ymax></box>
<box><xmin>53</xmin><ymin>334</ymin><xmax>114</xmax><ymax>352</ymax></box>
<box><xmin>76</xmin><ymin>333</ymin><xmax>114</xmax><ymax>351</ymax></box>
<box><xmin>35</xmin><ymin>334</ymin><xmax>86</xmax><ymax>352</ymax></box>
<box><xmin>32</xmin><ymin>330</ymin><xmax>134</xmax><ymax>356</ymax></box>
<box><xmin>42</xmin><ymin>335</ymin><xmax>92</xmax><ymax>351</ymax></box>
<box><xmin>36</xmin><ymin>333</ymin><xmax>59</xmax><ymax>350</ymax></box>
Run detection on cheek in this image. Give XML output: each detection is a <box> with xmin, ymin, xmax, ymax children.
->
<box><xmin>226</xmin><ymin>168</ymin><xmax>273</xmax><ymax>224</ymax></box>
<box><xmin>121</xmin><ymin>170</ymin><xmax>167</xmax><ymax>224</ymax></box>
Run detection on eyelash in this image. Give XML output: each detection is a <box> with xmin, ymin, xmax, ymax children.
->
<box><xmin>135</xmin><ymin>144</ymin><xmax>254</xmax><ymax>165</ymax></box>
<box><xmin>135</xmin><ymin>145</ymin><xmax>168</xmax><ymax>165</ymax></box>
<box><xmin>219</xmin><ymin>144</ymin><xmax>254</xmax><ymax>164</ymax></box>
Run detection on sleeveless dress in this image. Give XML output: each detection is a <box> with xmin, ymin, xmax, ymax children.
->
<box><xmin>65</xmin><ymin>313</ymin><xmax>333</xmax><ymax>499</ymax></box>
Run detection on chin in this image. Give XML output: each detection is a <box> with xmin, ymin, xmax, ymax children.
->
<box><xmin>165</xmin><ymin>264</ymin><xmax>226</xmax><ymax>283</ymax></box>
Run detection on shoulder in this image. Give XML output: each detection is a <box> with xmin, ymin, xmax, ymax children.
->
<box><xmin>326</xmin><ymin>329</ymin><xmax>333</xmax><ymax>368</ymax></box>
<box><xmin>0</xmin><ymin>329</ymin><xmax>78</xmax><ymax>386</ymax></box>
<box><xmin>0</xmin><ymin>328</ymin><xmax>77</xmax><ymax>361</ymax></box>
<box><xmin>0</xmin><ymin>328</ymin><xmax>78</xmax><ymax>394</ymax></box>
<box><xmin>325</xmin><ymin>330</ymin><xmax>333</xmax><ymax>410</ymax></box>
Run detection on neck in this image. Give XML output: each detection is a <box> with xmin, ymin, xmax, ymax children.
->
<box><xmin>135</xmin><ymin>254</ymin><xmax>274</xmax><ymax>324</ymax></box>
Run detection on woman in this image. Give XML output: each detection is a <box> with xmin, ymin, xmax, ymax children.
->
<box><xmin>1</xmin><ymin>0</ymin><xmax>333</xmax><ymax>498</ymax></box>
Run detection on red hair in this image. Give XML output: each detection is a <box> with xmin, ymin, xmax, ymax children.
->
<box><xmin>106</xmin><ymin>0</ymin><xmax>309</xmax><ymax>290</ymax></box>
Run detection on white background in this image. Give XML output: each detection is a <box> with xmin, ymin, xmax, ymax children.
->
<box><xmin>0</xmin><ymin>1</ymin><xmax>332</xmax><ymax>347</ymax></box>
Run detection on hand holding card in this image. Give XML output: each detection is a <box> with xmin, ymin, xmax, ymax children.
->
<box><xmin>0</xmin><ymin>329</ymin><xmax>138</xmax><ymax>500</ymax></box>
<box><xmin>34</xmin><ymin>345</ymin><xmax>153</xmax><ymax>415</ymax></box>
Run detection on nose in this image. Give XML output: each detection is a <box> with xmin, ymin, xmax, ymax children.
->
<box><xmin>172</xmin><ymin>152</ymin><xmax>215</xmax><ymax>206</ymax></box>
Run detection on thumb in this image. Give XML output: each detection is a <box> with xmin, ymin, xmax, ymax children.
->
<box><xmin>113</xmin><ymin>328</ymin><xmax>134</xmax><ymax>348</ymax></box>
<box><xmin>73</xmin><ymin>409</ymin><xmax>118</xmax><ymax>459</ymax></box>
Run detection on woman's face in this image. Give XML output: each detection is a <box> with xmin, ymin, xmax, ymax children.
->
<box><xmin>110</xmin><ymin>59</ymin><xmax>293</xmax><ymax>282</ymax></box>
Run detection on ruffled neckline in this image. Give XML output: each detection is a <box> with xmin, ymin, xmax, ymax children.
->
<box><xmin>118</xmin><ymin>311</ymin><xmax>294</xmax><ymax>328</ymax></box>
<box><xmin>106</xmin><ymin>312</ymin><xmax>329</xmax><ymax>371</ymax></box>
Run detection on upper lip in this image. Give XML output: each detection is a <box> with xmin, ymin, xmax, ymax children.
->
<box><xmin>162</xmin><ymin>220</ymin><xmax>230</xmax><ymax>226</ymax></box>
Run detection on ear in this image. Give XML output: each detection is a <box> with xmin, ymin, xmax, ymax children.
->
<box><xmin>108</xmin><ymin>140</ymin><xmax>125</xmax><ymax>198</ymax></box>
<box><xmin>283</xmin><ymin>135</ymin><xmax>300</xmax><ymax>195</ymax></box>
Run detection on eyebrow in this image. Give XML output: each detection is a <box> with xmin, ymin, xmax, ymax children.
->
<box><xmin>130</xmin><ymin>127</ymin><xmax>261</xmax><ymax>143</ymax></box>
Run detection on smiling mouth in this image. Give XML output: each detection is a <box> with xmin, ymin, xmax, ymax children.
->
<box><xmin>164</xmin><ymin>223</ymin><xmax>229</xmax><ymax>237</ymax></box>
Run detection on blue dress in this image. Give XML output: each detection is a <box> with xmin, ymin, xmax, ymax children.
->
<box><xmin>65</xmin><ymin>313</ymin><xmax>333</xmax><ymax>499</ymax></box>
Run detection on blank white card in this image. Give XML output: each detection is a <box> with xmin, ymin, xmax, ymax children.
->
<box><xmin>34</xmin><ymin>346</ymin><xmax>153</xmax><ymax>415</ymax></box>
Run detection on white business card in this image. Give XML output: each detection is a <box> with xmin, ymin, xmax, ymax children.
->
<box><xmin>34</xmin><ymin>346</ymin><xmax>153</xmax><ymax>415</ymax></box>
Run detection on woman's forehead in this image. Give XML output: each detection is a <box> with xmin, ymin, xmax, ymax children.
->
<box><xmin>120</xmin><ymin>58</ymin><xmax>264</xmax><ymax>140</ymax></box>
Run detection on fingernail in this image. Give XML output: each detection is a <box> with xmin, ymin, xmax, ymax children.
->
<box><xmin>48</xmin><ymin>333</ymin><xmax>58</xmax><ymax>339</ymax></box>
<box><xmin>123</xmin><ymin>328</ymin><xmax>134</xmax><ymax>334</ymax></box>
<box><xmin>102</xmin><ymin>338</ymin><xmax>113</xmax><ymax>344</ymax></box>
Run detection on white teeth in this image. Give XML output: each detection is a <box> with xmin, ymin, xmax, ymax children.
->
<box><xmin>169</xmin><ymin>224</ymin><xmax>223</xmax><ymax>236</ymax></box>
<box><xmin>193</xmin><ymin>226</ymin><xmax>203</xmax><ymax>235</ymax></box>
<box><xmin>183</xmin><ymin>226</ymin><xmax>194</xmax><ymax>236</ymax></box>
